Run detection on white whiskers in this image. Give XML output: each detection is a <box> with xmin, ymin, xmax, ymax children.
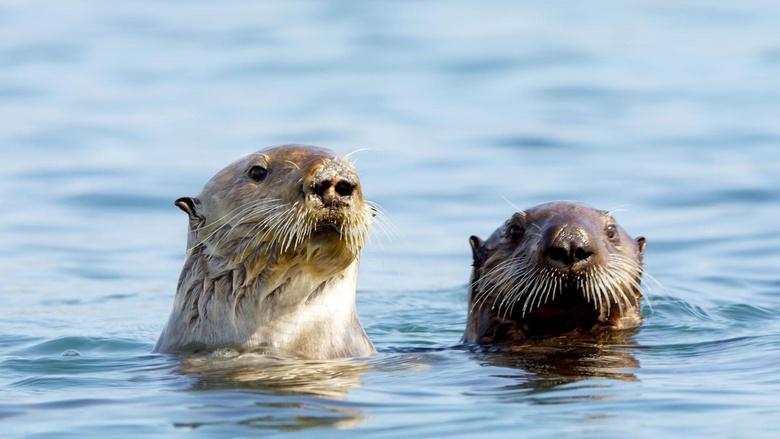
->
<box><xmin>189</xmin><ymin>195</ymin><xmax>374</xmax><ymax>263</ymax></box>
<box><xmin>472</xmin><ymin>251</ymin><xmax>646</xmax><ymax>320</ymax></box>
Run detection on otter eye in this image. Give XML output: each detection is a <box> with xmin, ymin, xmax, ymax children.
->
<box><xmin>507</xmin><ymin>223</ymin><xmax>525</xmax><ymax>241</ymax></box>
<box><xmin>606</xmin><ymin>225</ymin><xmax>618</xmax><ymax>240</ymax></box>
<box><xmin>247</xmin><ymin>165</ymin><xmax>268</xmax><ymax>182</ymax></box>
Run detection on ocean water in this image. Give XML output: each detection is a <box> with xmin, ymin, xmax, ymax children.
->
<box><xmin>2</xmin><ymin>0</ymin><xmax>780</xmax><ymax>437</ymax></box>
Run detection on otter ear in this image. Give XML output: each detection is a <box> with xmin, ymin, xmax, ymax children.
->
<box><xmin>636</xmin><ymin>236</ymin><xmax>647</xmax><ymax>255</ymax></box>
<box><xmin>175</xmin><ymin>197</ymin><xmax>204</xmax><ymax>226</ymax></box>
<box><xmin>469</xmin><ymin>235</ymin><xmax>487</xmax><ymax>267</ymax></box>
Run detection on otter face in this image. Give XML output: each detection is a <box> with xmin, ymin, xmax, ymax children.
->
<box><xmin>467</xmin><ymin>202</ymin><xmax>646</xmax><ymax>342</ymax></box>
<box><xmin>176</xmin><ymin>145</ymin><xmax>372</xmax><ymax>273</ymax></box>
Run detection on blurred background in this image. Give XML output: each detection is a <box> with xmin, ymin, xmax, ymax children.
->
<box><xmin>1</xmin><ymin>1</ymin><xmax>779</xmax><ymax>437</ymax></box>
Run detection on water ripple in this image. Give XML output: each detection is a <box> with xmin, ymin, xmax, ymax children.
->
<box><xmin>1</xmin><ymin>0</ymin><xmax>780</xmax><ymax>437</ymax></box>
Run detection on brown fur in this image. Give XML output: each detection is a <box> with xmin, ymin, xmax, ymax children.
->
<box><xmin>464</xmin><ymin>202</ymin><xmax>646</xmax><ymax>345</ymax></box>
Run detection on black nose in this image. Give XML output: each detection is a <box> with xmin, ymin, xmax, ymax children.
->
<box><xmin>546</xmin><ymin>245</ymin><xmax>593</xmax><ymax>264</ymax></box>
<box><xmin>544</xmin><ymin>227</ymin><xmax>594</xmax><ymax>267</ymax></box>
<box><xmin>312</xmin><ymin>178</ymin><xmax>356</xmax><ymax>205</ymax></box>
<box><xmin>334</xmin><ymin>180</ymin><xmax>355</xmax><ymax>197</ymax></box>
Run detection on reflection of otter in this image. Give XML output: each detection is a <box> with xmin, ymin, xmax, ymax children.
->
<box><xmin>155</xmin><ymin>145</ymin><xmax>375</xmax><ymax>359</ymax></box>
<box><xmin>179</xmin><ymin>351</ymin><xmax>368</xmax><ymax>430</ymax></box>
<box><xmin>471</xmin><ymin>331</ymin><xmax>640</xmax><ymax>389</ymax></box>
<box><xmin>465</xmin><ymin>202</ymin><xmax>646</xmax><ymax>345</ymax></box>
<box><xmin>182</xmin><ymin>351</ymin><xmax>369</xmax><ymax>399</ymax></box>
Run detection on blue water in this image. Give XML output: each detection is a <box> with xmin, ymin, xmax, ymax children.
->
<box><xmin>2</xmin><ymin>1</ymin><xmax>780</xmax><ymax>437</ymax></box>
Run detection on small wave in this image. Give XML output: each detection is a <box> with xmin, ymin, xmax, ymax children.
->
<box><xmin>714</xmin><ymin>303</ymin><xmax>780</xmax><ymax>323</ymax></box>
<box><xmin>9</xmin><ymin>376</ymin><xmax>109</xmax><ymax>390</ymax></box>
<box><xmin>9</xmin><ymin>336</ymin><xmax>149</xmax><ymax>356</ymax></box>
<box><xmin>1</xmin><ymin>356</ymin><xmax>145</xmax><ymax>375</ymax></box>
<box><xmin>636</xmin><ymin>333</ymin><xmax>780</xmax><ymax>360</ymax></box>
<box><xmin>645</xmin><ymin>294</ymin><xmax>713</xmax><ymax>321</ymax></box>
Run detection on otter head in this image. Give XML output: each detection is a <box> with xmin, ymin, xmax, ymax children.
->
<box><xmin>176</xmin><ymin>145</ymin><xmax>372</xmax><ymax>278</ymax></box>
<box><xmin>466</xmin><ymin>202</ymin><xmax>646</xmax><ymax>343</ymax></box>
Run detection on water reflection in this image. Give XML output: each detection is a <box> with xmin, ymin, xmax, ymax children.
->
<box><xmin>172</xmin><ymin>401</ymin><xmax>364</xmax><ymax>432</ymax></box>
<box><xmin>177</xmin><ymin>351</ymin><xmax>368</xmax><ymax>431</ymax></box>
<box><xmin>182</xmin><ymin>350</ymin><xmax>369</xmax><ymax>399</ymax></box>
<box><xmin>473</xmin><ymin>330</ymin><xmax>640</xmax><ymax>392</ymax></box>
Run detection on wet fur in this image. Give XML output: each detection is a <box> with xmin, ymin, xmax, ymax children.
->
<box><xmin>155</xmin><ymin>145</ymin><xmax>375</xmax><ymax>359</ymax></box>
<box><xmin>464</xmin><ymin>202</ymin><xmax>646</xmax><ymax>345</ymax></box>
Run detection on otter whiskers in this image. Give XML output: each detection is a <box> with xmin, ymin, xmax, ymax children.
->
<box><xmin>473</xmin><ymin>252</ymin><xmax>645</xmax><ymax>320</ymax></box>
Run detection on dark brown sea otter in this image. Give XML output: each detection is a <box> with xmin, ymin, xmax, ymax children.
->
<box><xmin>464</xmin><ymin>202</ymin><xmax>646</xmax><ymax>345</ymax></box>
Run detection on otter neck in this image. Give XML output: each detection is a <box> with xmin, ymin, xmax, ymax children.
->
<box><xmin>157</xmin><ymin>241</ymin><xmax>372</xmax><ymax>359</ymax></box>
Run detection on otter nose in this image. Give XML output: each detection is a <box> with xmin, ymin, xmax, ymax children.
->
<box><xmin>544</xmin><ymin>227</ymin><xmax>594</xmax><ymax>267</ymax></box>
<box><xmin>312</xmin><ymin>178</ymin><xmax>356</xmax><ymax>206</ymax></box>
<box><xmin>546</xmin><ymin>244</ymin><xmax>593</xmax><ymax>265</ymax></box>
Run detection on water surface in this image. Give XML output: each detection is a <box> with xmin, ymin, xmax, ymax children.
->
<box><xmin>2</xmin><ymin>1</ymin><xmax>780</xmax><ymax>437</ymax></box>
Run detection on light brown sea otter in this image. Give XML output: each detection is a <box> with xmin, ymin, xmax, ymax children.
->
<box><xmin>464</xmin><ymin>202</ymin><xmax>646</xmax><ymax>345</ymax></box>
<box><xmin>155</xmin><ymin>145</ymin><xmax>376</xmax><ymax>359</ymax></box>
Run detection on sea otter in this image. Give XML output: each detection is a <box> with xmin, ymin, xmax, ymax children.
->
<box><xmin>465</xmin><ymin>202</ymin><xmax>646</xmax><ymax>345</ymax></box>
<box><xmin>155</xmin><ymin>145</ymin><xmax>376</xmax><ymax>359</ymax></box>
